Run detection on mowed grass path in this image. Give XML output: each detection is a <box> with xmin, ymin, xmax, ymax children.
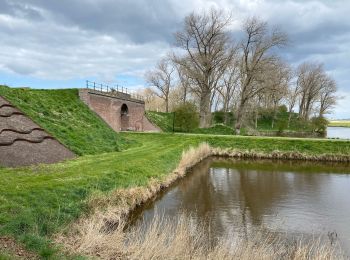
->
<box><xmin>0</xmin><ymin>133</ymin><xmax>350</xmax><ymax>258</ymax></box>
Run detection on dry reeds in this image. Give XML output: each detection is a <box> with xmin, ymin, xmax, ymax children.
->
<box><xmin>59</xmin><ymin>213</ymin><xmax>342</xmax><ymax>259</ymax></box>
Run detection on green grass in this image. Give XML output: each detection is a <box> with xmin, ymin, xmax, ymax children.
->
<box><xmin>329</xmin><ymin>120</ymin><xmax>350</xmax><ymax>127</ymax></box>
<box><xmin>193</xmin><ymin>124</ymin><xmax>234</xmax><ymax>135</ymax></box>
<box><xmin>145</xmin><ymin>111</ymin><xmax>174</xmax><ymax>132</ymax></box>
<box><xmin>0</xmin><ymin>132</ymin><xmax>350</xmax><ymax>258</ymax></box>
<box><xmin>0</xmin><ymin>252</ymin><xmax>14</xmax><ymax>260</ymax></box>
<box><xmin>0</xmin><ymin>86</ymin><xmax>129</xmax><ymax>155</ymax></box>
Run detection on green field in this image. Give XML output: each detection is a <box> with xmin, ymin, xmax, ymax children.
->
<box><xmin>1</xmin><ymin>87</ymin><xmax>350</xmax><ymax>258</ymax></box>
<box><xmin>1</xmin><ymin>133</ymin><xmax>350</xmax><ymax>258</ymax></box>
<box><xmin>329</xmin><ymin>120</ymin><xmax>350</xmax><ymax>127</ymax></box>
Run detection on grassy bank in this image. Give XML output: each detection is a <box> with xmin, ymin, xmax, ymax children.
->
<box><xmin>0</xmin><ymin>86</ymin><xmax>128</xmax><ymax>155</ymax></box>
<box><xmin>146</xmin><ymin>111</ymin><xmax>315</xmax><ymax>136</ymax></box>
<box><xmin>0</xmin><ymin>132</ymin><xmax>350</xmax><ymax>258</ymax></box>
<box><xmin>329</xmin><ymin>120</ymin><xmax>350</xmax><ymax>127</ymax></box>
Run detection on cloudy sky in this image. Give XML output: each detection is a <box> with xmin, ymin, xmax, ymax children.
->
<box><xmin>0</xmin><ymin>0</ymin><xmax>349</xmax><ymax>118</ymax></box>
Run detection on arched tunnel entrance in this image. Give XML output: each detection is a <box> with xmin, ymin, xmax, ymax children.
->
<box><xmin>120</xmin><ymin>104</ymin><xmax>129</xmax><ymax>131</ymax></box>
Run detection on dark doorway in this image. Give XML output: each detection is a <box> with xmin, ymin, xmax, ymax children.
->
<box><xmin>121</xmin><ymin>104</ymin><xmax>129</xmax><ymax>130</ymax></box>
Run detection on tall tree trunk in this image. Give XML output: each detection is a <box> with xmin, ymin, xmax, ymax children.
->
<box><xmin>235</xmin><ymin>101</ymin><xmax>245</xmax><ymax>134</ymax></box>
<box><xmin>165</xmin><ymin>97</ymin><xmax>169</xmax><ymax>113</ymax></box>
<box><xmin>199</xmin><ymin>90</ymin><xmax>212</xmax><ymax>128</ymax></box>
<box><xmin>271</xmin><ymin>106</ymin><xmax>277</xmax><ymax>129</ymax></box>
<box><xmin>223</xmin><ymin>99</ymin><xmax>229</xmax><ymax>125</ymax></box>
<box><xmin>183</xmin><ymin>87</ymin><xmax>187</xmax><ymax>104</ymax></box>
<box><xmin>287</xmin><ymin>112</ymin><xmax>292</xmax><ymax>128</ymax></box>
<box><xmin>299</xmin><ymin>94</ymin><xmax>305</xmax><ymax>118</ymax></box>
<box><xmin>304</xmin><ymin>100</ymin><xmax>311</xmax><ymax>120</ymax></box>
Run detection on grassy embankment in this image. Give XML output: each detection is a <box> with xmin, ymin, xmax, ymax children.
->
<box><xmin>0</xmin><ymin>87</ymin><xmax>350</xmax><ymax>258</ymax></box>
<box><xmin>0</xmin><ymin>86</ymin><xmax>129</xmax><ymax>155</ymax></box>
<box><xmin>329</xmin><ymin>120</ymin><xmax>350</xmax><ymax>127</ymax></box>
<box><xmin>146</xmin><ymin>111</ymin><xmax>235</xmax><ymax>135</ymax></box>
<box><xmin>146</xmin><ymin>111</ymin><xmax>314</xmax><ymax>135</ymax></box>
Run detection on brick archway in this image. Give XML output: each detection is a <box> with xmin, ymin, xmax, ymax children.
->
<box><xmin>120</xmin><ymin>104</ymin><xmax>129</xmax><ymax>131</ymax></box>
<box><xmin>79</xmin><ymin>88</ymin><xmax>160</xmax><ymax>132</ymax></box>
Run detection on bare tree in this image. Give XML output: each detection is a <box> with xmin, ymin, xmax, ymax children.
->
<box><xmin>297</xmin><ymin>62</ymin><xmax>324</xmax><ymax>120</ymax></box>
<box><xmin>217</xmin><ymin>58</ymin><xmax>240</xmax><ymax>124</ymax></box>
<box><xmin>146</xmin><ymin>58</ymin><xmax>175</xmax><ymax>112</ymax></box>
<box><xmin>174</xmin><ymin>61</ymin><xmax>191</xmax><ymax>104</ymax></box>
<box><xmin>286</xmin><ymin>77</ymin><xmax>301</xmax><ymax>128</ymax></box>
<box><xmin>235</xmin><ymin>17</ymin><xmax>288</xmax><ymax>134</ymax></box>
<box><xmin>265</xmin><ymin>60</ymin><xmax>291</xmax><ymax>128</ymax></box>
<box><xmin>318</xmin><ymin>74</ymin><xmax>337</xmax><ymax>118</ymax></box>
<box><xmin>138</xmin><ymin>87</ymin><xmax>164</xmax><ymax>111</ymax></box>
<box><xmin>174</xmin><ymin>9</ymin><xmax>234</xmax><ymax>128</ymax></box>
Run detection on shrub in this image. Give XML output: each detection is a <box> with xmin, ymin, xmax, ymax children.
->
<box><xmin>212</xmin><ymin>111</ymin><xmax>235</xmax><ymax>125</ymax></box>
<box><xmin>276</xmin><ymin>117</ymin><xmax>288</xmax><ymax>134</ymax></box>
<box><xmin>174</xmin><ymin>102</ymin><xmax>199</xmax><ymax>132</ymax></box>
<box><xmin>311</xmin><ymin>116</ymin><xmax>329</xmax><ymax>135</ymax></box>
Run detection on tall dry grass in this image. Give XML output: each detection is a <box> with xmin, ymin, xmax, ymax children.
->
<box><xmin>60</xmin><ymin>213</ymin><xmax>343</xmax><ymax>259</ymax></box>
<box><xmin>55</xmin><ymin>143</ymin><xmax>346</xmax><ymax>259</ymax></box>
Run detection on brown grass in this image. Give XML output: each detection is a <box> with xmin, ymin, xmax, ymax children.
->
<box><xmin>55</xmin><ymin>143</ymin><xmax>346</xmax><ymax>259</ymax></box>
<box><xmin>58</xmin><ymin>213</ymin><xmax>342</xmax><ymax>259</ymax></box>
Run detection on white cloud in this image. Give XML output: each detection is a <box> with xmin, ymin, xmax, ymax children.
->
<box><xmin>0</xmin><ymin>0</ymin><xmax>349</xmax><ymax>117</ymax></box>
<box><xmin>0</xmin><ymin>13</ymin><xmax>171</xmax><ymax>80</ymax></box>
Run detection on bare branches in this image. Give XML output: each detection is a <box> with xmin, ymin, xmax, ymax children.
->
<box><xmin>144</xmin><ymin>10</ymin><xmax>338</xmax><ymax>133</ymax></box>
<box><xmin>146</xmin><ymin>57</ymin><xmax>175</xmax><ymax>112</ymax></box>
<box><xmin>174</xmin><ymin>9</ymin><xmax>234</xmax><ymax>127</ymax></box>
<box><xmin>235</xmin><ymin>17</ymin><xmax>288</xmax><ymax>133</ymax></box>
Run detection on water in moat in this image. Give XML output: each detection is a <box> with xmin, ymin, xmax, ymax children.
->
<box><xmin>129</xmin><ymin>158</ymin><xmax>350</xmax><ymax>255</ymax></box>
<box><xmin>327</xmin><ymin>127</ymin><xmax>350</xmax><ymax>139</ymax></box>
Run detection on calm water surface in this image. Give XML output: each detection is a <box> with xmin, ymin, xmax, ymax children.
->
<box><xmin>130</xmin><ymin>158</ymin><xmax>350</xmax><ymax>254</ymax></box>
<box><xmin>327</xmin><ymin>127</ymin><xmax>350</xmax><ymax>139</ymax></box>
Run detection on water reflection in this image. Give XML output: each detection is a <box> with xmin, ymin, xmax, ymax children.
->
<box><xmin>130</xmin><ymin>158</ymin><xmax>350</xmax><ymax>254</ymax></box>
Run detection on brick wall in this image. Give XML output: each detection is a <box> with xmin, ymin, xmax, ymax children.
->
<box><xmin>79</xmin><ymin>89</ymin><xmax>160</xmax><ymax>132</ymax></box>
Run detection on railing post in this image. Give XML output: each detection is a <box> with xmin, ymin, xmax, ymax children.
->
<box><xmin>101</xmin><ymin>84</ymin><xmax>103</xmax><ymax>92</ymax></box>
<box><xmin>86</xmin><ymin>80</ymin><xmax>88</xmax><ymax>89</ymax></box>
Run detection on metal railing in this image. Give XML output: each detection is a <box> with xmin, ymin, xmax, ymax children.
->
<box><xmin>85</xmin><ymin>80</ymin><xmax>144</xmax><ymax>101</ymax></box>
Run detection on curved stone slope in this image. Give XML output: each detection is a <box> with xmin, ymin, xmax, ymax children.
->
<box><xmin>0</xmin><ymin>96</ymin><xmax>75</xmax><ymax>167</ymax></box>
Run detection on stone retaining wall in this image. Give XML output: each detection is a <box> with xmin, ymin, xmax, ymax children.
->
<box><xmin>0</xmin><ymin>96</ymin><xmax>75</xmax><ymax>167</ymax></box>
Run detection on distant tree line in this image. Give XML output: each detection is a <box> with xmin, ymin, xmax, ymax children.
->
<box><xmin>143</xmin><ymin>9</ymin><xmax>338</xmax><ymax>133</ymax></box>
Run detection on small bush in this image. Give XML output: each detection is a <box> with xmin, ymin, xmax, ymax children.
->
<box><xmin>174</xmin><ymin>102</ymin><xmax>199</xmax><ymax>132</ymax></box>
<box><xmin>212</xmin><ymin>111</ymin><xmax>235</xmax><ymax>125</ymax></box>
<box><xmin>276</xmin><ymin>118</ymin><xmax>288</xmax><ymax>134</ymax></box>
<box><xmin>311</xmin><ymin>117</ymin><xmax>328</xmax><ymax>135</ymax></box>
